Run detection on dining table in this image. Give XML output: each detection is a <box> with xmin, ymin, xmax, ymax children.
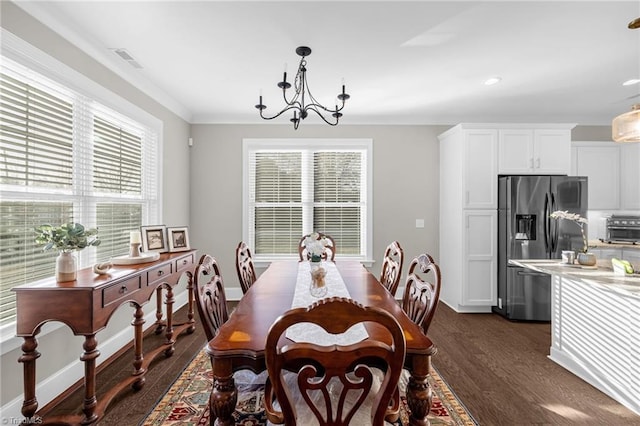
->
<box><xmin>206</xmin><ymin>260</ymin><xmax>436</xmax><ymax>425</ymax></box>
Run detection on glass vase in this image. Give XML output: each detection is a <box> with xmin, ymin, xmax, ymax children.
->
<box><xmin>56</xmin><ymin>251</ymin><xmax>77</xmax><ymax>282</ymax></box>
<box><xmin>309</xmin><ymin>260</ymin><xmax>328</xmax><ymax>298</ymax></box>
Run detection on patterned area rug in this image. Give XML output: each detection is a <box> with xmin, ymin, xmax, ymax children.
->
<box><xmin>140</xmin><ymin>349</ymin><xmax>477</xmax><ymax>425</ymax></box>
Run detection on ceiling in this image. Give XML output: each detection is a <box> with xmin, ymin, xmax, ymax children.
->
<box><xmin>11</xmin><ymin>1</ymin><xmax>640</xmax><ymax>127</ymax></box>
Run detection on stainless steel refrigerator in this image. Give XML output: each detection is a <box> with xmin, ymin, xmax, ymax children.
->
<box><xmin>493</xmin><ymin>175</ymin><xmax>588</xmax><ymax>321</ymax></box>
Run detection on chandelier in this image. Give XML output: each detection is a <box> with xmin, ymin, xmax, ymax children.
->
<box><xmin>255</xmin><ymin>46</ymin><xmax>349</xmax><ymax>130</ymax></box>
<box><xmin>611</xmin><ymin>17</ymin><xmax>640</xmax><ymax>143</ymax></box>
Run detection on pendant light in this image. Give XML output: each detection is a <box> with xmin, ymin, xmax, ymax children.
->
<box><xmin>612</xmin><ymin>17</ymin><xmax>640</xmax><ymax>143</ymax></box>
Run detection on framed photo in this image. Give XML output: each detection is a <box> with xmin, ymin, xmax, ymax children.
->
<box><xmin>141</xmin><ymin>225</ymin><xmax>168</xmax><ymax>253</ymax></box>
<box><xmin>167</xmin><ymin>226</ymin><xmax>191</xmax><ymax>252</ymax></box>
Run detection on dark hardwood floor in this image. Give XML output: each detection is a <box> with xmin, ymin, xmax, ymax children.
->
<box><xmin>44</xmin><ymin>301</ymin><xmax>640</xmax><ymax>425</ymax></box>
<box><xmin>428</xmin><ymin>302</ymin><xmax>639</xmax><ymax>425</ymax></box>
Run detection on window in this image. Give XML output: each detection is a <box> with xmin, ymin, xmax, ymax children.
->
<box><xmin>0</xmin><ymin>45</ymin><xmax>160</xmax><ymax>330</ymax></box>
<box><xmin>243</xmin><ymin>139</ymin><xmax>372</xmax><ymax>261</ymax></box>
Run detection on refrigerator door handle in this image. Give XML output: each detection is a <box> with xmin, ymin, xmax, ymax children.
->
<box><xmin>543</xmin><ymin>192</ymin><xmax>551</xmax><ymax>256</ymax></box>
<box><xmin>550</xmin><ymin>192</ymin><xmax>558</xmax><ymax>254</ymax></box>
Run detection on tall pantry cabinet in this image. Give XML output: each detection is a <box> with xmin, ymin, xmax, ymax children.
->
<box><xmin>439</xmin><ymin>123</ymin><xmax>575</xmax><ymax>313</ymax></box>
<box><xmin>439</xmin><ymin>125</ymin><xmax>498</xmax><ymax>312</ymax></box>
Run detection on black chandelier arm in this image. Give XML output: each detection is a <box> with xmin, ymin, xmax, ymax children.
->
<box><xmin>304</xmin><ymin>105</ymin><xmax>341</xmax><ymax>126</ymax></box>
<box><xmin>257</xmin><ymin>104</ymin><xmax>302</xmax><ymax>121</ymax></box>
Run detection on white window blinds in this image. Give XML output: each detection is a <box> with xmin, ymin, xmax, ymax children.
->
<box><xmin>0</xmin><ymin>54</ymin><xmax>160</xmax><ymax>328</ymax></box>
<box><xmin>245</xmin><ymin>139</ymin><xmax>371</xmax><ymax>260</ymax></box>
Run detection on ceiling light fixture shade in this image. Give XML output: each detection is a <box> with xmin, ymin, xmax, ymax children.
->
<box><xmin>255</xmin><ymin>46</ymin><xmax>349</xmax><ymax>129</ymax></box>
<box><xmin>612</xmin><ymin>104</ymin><xmax>640</xmax><ymax>143</ymax></box>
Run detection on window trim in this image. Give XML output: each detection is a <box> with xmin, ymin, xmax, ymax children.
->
<box><xmin>0</xmin><ymin>29</ymin><xmax>163</xmax><ymax>350</ymax></box>
<box><xmin>242</xmin><ymin>138</ymin><xmax>373</xmax><ymax>266</ymax></box>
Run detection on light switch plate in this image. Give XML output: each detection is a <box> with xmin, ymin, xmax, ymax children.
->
<box><xmin>415</xmin><ymin>219</ymin><xmax>425</xmax><ymax>228</ymax></box>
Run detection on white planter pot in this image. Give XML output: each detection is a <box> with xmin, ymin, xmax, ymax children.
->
<box><xmin>56</xmin><ymin>251</ymin><xmax>77</xmax><ymax>282</ymax></box>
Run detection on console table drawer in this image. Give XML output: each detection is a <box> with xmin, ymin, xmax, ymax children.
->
<box><xmin>102</xmin><ymin>277</ymin><xmax>141</xmax><ymax>307</ymax></box>
<box><xmin>147</xmin><ymin>263</ymin><xmax>173</xmax><ymax>286</ymax></box>
<box><xmin>176</xmin><ymin>253</ymin><xmax>195</xmax><ymax>273</ymax></box>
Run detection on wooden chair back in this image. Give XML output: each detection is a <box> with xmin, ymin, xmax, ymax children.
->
<box><xmin>298</xmin><ymin>232</ymin><xmax>336</xmax><ymax>261</ymax></box>
<box><xmin>264</xmin><ymin>297</ymin><xmax>406</xmax><ymax>426</ymax></box>
<box><xmin>235</xmin><ymin>241</ymin><xmax>257</xmax><ymax>294</ymax></box>
<box><xmin>193</xmin><ymin>254</ymin><xmax>229</xmax><ymax>342</ymax></box>
<box><xmin>380</xmin><ymin>240</ymin><xmax>404</xmax><ymax>297</ymax></box>
<box><xmin>401</xmin><ymin>253</ymin><xmax>442</xmax><ymax>335</ymax></box>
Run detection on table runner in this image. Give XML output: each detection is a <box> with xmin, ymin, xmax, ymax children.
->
<box><xmin>285</xmin><ymin>261</ymin><xmax>369</xmax><ymax>345</ymax></box>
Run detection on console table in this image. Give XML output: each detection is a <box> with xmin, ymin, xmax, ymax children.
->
<box><xmin>12</xmin><ymin>250</ymin><xmax>198</xmax><ymax>425</ymax></box>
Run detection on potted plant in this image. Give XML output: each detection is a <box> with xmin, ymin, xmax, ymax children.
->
<box><xmin>35</xmin><ymin>222</ymin><xmax>100</xmax><ymax>282</ymax></box>
<box><xmin>549</xmin><ymin>211</ymin><xmax>596</xmax><ymax>266</ymax></box>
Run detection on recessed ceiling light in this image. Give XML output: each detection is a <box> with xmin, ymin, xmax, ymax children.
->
<box><xmin>484</xmin><ymin>77</ymin><xmax>502</xmax><ymax>86</ymax></box>
<box><xmin>622</xmin><ymin>79</ymin><xmax>640</xmax><ymax>86</ymax></box>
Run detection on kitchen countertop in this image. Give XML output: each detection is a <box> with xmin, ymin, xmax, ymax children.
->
<box><xmin>509</xmin><ymin>258</ymin><xmax>640</xmax><ymax>297</ymax></box>
<box><xmin>587</xmin><ymin>239</ymin><xmax>639</xmax><ymax>250</ymax></box>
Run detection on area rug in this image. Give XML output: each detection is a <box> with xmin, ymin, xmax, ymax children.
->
<box><xmin>141</xmin><ymin>348</ymin><xmax>477</xmax><ymax>425</ymax></box>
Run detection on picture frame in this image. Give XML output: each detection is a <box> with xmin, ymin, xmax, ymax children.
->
<box><xmin>140</xmin><ymin>225</ymin><xmax>169</xmax><ymax>253</ymax></box>
<box><xmin>167</xmin><ymin>226</ymin><xmax>191</xmax><ymax>252</ymax></box>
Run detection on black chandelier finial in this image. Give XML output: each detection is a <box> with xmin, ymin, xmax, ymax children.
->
<box><xmin>255</xmin><ymin>46</ymin><xmax>350</xmax><ymax>130</ymax></box>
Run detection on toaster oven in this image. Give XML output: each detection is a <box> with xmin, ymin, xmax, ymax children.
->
<box><xmin>606</xmin><ymin>215</ymin><xmax>640</xmax><ymax>244</ymax></box>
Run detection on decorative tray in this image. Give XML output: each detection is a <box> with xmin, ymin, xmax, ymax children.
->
<box><xmin>111</xmin><ymin>252</ymin><xmax>160</xmax><ymax>265</ymax></box>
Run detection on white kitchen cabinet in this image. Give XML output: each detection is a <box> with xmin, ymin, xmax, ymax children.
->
<box><xmin>620</xmin><ymin>143</ymin><xmax>640</xmax><ymax>210</ymax></box>
<box><xmin>572</xmin><ymin>142</ymin><xmax>620</xmax><ymax>210</ymax></box>
<box><xmin>463</xmin><ymin>129</ymin><xmax>498</xmax><ymax>209</ymax></box>
<box><xmin>439</xmin><ymin>124</ymin><xmax>498</xmax><ymax>313</ymax></box>
<box><xmin>498</xmin><ymin>127</ymin><xmax>573</xmax><ymax>174</ymax></box>
<box><xmin>572</xmin><ymin>141</ymin><xmax>639</xmax><ymax>211</ymax></box>
<box><xmin>463</xmin><ymin>210</ymin><xmax>497</xmax><ymax>306</ymax></box>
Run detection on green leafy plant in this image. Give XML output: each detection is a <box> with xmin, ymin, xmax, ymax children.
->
<box><xmin>35</xmin><ymin>222</ymin><xmax>101</xmax><ymax>253</ymax></box>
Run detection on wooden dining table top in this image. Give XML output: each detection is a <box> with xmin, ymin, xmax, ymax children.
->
<box><xmin>207</xmin><ymin>260</ymin><xmax>435</xmax><ymax>366</ymax></box>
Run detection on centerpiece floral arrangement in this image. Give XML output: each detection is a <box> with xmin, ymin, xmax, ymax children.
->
<box><xmin>549</xmin><ymin>210</ymin><xmax>588</xmax><ymax>253</ymax></box>
<box><xmin>35</xmin><ymin>222</ymin><xmax>100</xmax><ymax>253</ymax></box>
<box><xmin>303</xmin><ymin>232</ymin><xmax>328</xmax><ymax>262</ymax></box>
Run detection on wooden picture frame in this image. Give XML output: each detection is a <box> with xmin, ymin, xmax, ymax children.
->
<box><xmin>140</xmin><ymin>225</ymin><xmax>168</xmax><ymax>253</ymax></box>
<box><xmin>167</xmin><ymin>226</ymin><xmax>190</xmax><ymax>252</ymax></box>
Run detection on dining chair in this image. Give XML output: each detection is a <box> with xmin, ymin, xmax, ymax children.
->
<box><xmin>379</xmin><ymin>240</ymin><xmax>404</xmax><ymax>298</ymax></box>
<box><xmin>235</xmin><ymin>241</ymin><xmax>257</xmax><ymax>294</ymax></box>
<box><xmin>401</xmin><ymin>253</ymin><xmax>442</xmax><ymax>335</ymax></box>
<box><xmin>264</xmin><ymin>297</ymin><xmax>406</xmax><ymax>426</ymax></box>
<box><xmin>298</xmin><ymin>232</ymin><xmax>336</xmax><ymax>261</ymax></box>
<box><xmin>193</xmin><ymin>254</ymin><xmax>229</xmax><ymax>341</ymax></box>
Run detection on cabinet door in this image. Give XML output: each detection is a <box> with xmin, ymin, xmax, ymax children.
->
<box><xmin>573</xmin><ymin>143</ymin><xmax>620</xmax><ymax>210</ymax></box>
<box><xmin>534</xmin><ymin>129</ymin><xmax>571</xmax><ymax>174</ymax></box>
<box><xmin>498</xmin><ymin>129</ymin><xmax>533</xmax><ymax>174</ymax></box>
<box><xmin>620</xmin><ymin>143</ymin><xmax>640</xmax><ymax>210</ymax></box>
<box><xmin>464</xmin><ymin>129</ymin><xmax>497</xmax><ymax>209</ymax></box>
<box><xmin>463</xmin><ymin>210</ymin><xmax>497</xmax><ymax>306</ymax></box>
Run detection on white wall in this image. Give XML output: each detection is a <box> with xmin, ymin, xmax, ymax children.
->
<box><xmin>0</xmin><ymin>3</ymin><xmax>191</xmax><ymax>416</ymax></box>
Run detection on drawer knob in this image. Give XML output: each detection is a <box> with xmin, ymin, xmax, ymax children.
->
<box><xmin>182</xmin><ymin>259</ymin><xmax>188</xmax><ymax>265</ymax></box>
<box><xmin>157</xmin><ymin>270</ymin><xmax>164</xmax><ymax>276</ymax></box>
<box><xmin>119</xmin><ymin>285</ymin><xmax>128</xmax><ymax>294</ymax></box>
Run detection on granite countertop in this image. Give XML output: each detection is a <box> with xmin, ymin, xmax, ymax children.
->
<box><xmin>509</xmin><ymin>259</ymin><xmax>640</xmax><ymax>297</ymax></box>
<box><xmin>588</xmin><ymin>239</ymin><xmax>640</xmax><ymax>250</ymax></box>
